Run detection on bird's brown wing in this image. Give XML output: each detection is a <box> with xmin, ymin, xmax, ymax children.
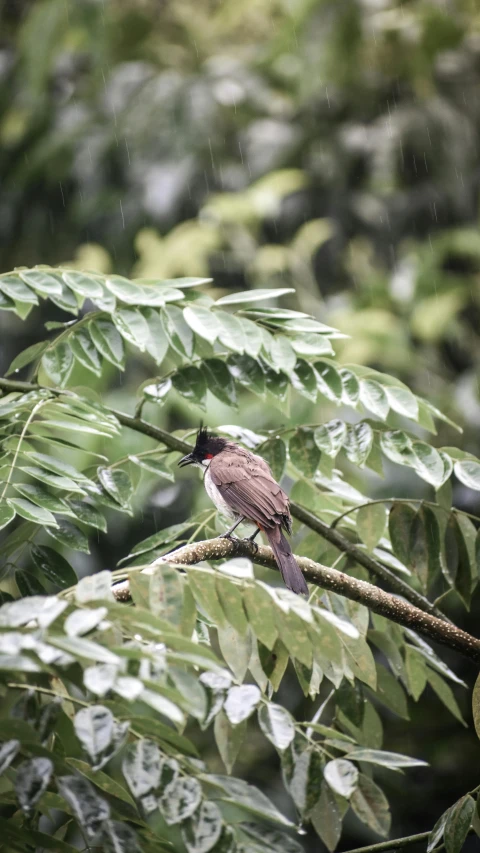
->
<box><xmin>209</xmin><ymin>447</ymin><xmax>292</xmax><ymax>533</ymax></box>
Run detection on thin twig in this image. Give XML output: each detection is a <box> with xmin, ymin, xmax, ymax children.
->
<box><xmin>342</xmin><ymin>831</ymin><xmax>430</xmax><ymax>853</ymax></box>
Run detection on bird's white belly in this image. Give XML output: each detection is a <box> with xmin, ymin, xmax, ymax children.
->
<box><xmin>204</xmin><ymin>466</ymin><xmax>235</xmax><ymax>518</ymax></box>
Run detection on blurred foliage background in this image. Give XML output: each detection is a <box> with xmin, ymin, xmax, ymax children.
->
<box><xmin>2</xmin><ymin>0</ymin><xmax>480</xmax><ymax>848</ymax></box>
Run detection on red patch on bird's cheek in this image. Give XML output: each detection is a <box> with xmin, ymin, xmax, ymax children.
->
<box><xmin>205</xmin><ymin>453</ymin><xmax>214</xmax><ymax>459</ymax></box>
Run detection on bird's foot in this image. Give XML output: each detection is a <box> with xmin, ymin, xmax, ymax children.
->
<box><xmin>219</xmin><ymin>532</ymin><xmax>239</xmax><ymax>541</ymax></box>
<box><xmin>247</xmin><ymin>540</ymin><xmax>259</xmax><ymax>555</ymax></box>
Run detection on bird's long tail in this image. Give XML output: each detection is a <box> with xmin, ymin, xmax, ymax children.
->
<box><xmin>266</xmin><ymin>527</ymin><xmax>308</xmax><ymax>595</ymax></box>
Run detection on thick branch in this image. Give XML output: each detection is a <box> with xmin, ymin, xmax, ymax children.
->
<box><xmin>127</xmin><ymin>537</ymin><xmax>480</xmax><ymax>663</ymax></box>
<box><xmin>0</xmin><ymin>378</ymin><xmax>453</xmax><ymax>620</ymax></box>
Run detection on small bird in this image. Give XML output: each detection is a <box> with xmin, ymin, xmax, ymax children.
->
<box><xmin>178</xmin><ymin>427</ymin><xmax>308</xmax><ymax>595</ymax></box>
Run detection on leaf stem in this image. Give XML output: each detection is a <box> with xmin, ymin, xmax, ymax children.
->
<box><xmin>342</xmin><ymin>830</ymin><xmax>431</xmax><ymax>853</ymax></box>
<box><xmin>0</xmin><ymin>399</ymin><xmax>47</xmax><ymax>503</ymax></box>
<box><xmin>331</xmin><ymin>498</ymin><xmax>480</xmax><ymax>529</ymax></box>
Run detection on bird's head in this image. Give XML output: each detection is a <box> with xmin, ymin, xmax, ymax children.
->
<box><xmin>178</xmin><ymin>426</ymin><xmax>228</xmax><ymax>468</ymax></box>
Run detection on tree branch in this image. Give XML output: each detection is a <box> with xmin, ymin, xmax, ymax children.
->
<box><xmin>113</xmin><ymin>536</ymin><xmax>480</xmax><ymax>663</ymax></box>
<box><xmin>342</xmin><ymin>831</ymin><xmax>430</xmax><ymax>853</ymax></box>
<box><xmin>0</xmin><ymin>377</ymin><xmax>452</xmax><ymax>621</ymax></box>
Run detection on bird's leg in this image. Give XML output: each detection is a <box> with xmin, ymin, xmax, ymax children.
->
<box><xmin>219</xmin><ymin>516</ymin><xmax>246</xmax><ymax>540</ymax></box>
<box><xmin>244</xmin><ymin>526</ymin><xmax>261</xmax><ymax>554</ymax></box>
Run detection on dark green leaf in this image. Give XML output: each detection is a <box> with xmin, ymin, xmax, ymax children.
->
<box><xmin>315</xmin><ymin>361</ymin><xmax>343</xmax><ymax>402</ymax></box>
<box><xmin>45</xmin><ymin>520</ymin><xmax>90</xmax><ymax>552</ymax></box>
<box><xmin>68</xmin><ymin>499</ymin><xmax>107</xmax><ymax>531</ymax></box>
<box><xmin>202</xmin><ymin>359</ymin><xmax>237</xmax><ymax>407</ymax></box>
<box><xmin>227</xmin><ymin>353</ymin><xmax>265</xmax><ymax>396</ymax></box>
<box><xmin>350</xmin><ymin>773</ymin><xmax>391</xmax><ymax>837</ymax></box>
<box><xmin>0</xmin><ymin>503</ymin><xmax>15</xmax><ymax>530</ymax></box>
<box><xmin>427</xmin><ymin>671</ymin><xmax>466</xmax><ymax>725</ymax></box>
<box><xmin>291</xmin><ymin>359</ymin><xmax>317</xmax><ymax>402</ymax></box>
<box><xmin>102</xmin><ymin>820</ymin><xmax>139</xmax><ymax>853</ymax></box>
<box><xmin>173</xmin><ymin>365</ymin><xmax>207</xmax><ymax>408</ymax></box>
<box><xmin>14</xmin><ymin>483</ymin><xmax>73</xmax><ymax>516</ymax></box>
<box><xmin>311</xmin><ymin>780</ymin><xmax>346</xmax><ymax>852</ymax></box>
<box><xmin>287</xmin><ymin>746</ymin><xmax>325</xmax><ymax>817</ymax></box>
<box><xmin>15</xmin><ymin>569</ymin><xmax>47</xmax><ymax>597</ymax></box>
<box><xmin>444</xmin><ymin>795</ymin><xmax>475</xmax><ymax>853</ymax></box>
<box><xmin>389</xmin><ymin>503</ymin><xmax>416</xmax><ymax>567</ymax></box>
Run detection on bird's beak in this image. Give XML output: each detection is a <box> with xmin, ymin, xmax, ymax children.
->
<box><xmin>178</xmin><ymin>452</ymin><xmax>195</xmax><ymax>468</ymax></box>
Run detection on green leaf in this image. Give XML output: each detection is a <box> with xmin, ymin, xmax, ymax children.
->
<box><xmin>184</xmin><ymin>305</ymin><xmax>221</xmax><ymax>341</ymax></box>
<box><xmin>339</xmin><ymin>368</ymin><xmax>360</xmax><ymax>405</ymax></box>
<box><xmin>227</xmin><ymin>353</ymin><xmax>265</xmax><ymax>396</ymax></box>
<box><xmin>357</xmin><ymin>504</ymin><xmax>387</xmax><ymax>551</ymax></box>
<box><xmin>74</xmin><ymin>705</ymin><xmax>128</xmax><ymax>769</ymax></box>
<box><xmin>68</xmin><ymin>500</ymin><xmax>107</xmax><ymax>531</ymax></box>
<box><xmin>268</xmin><ymin>335</ymin><xmax>297</xmax><ymax>375</ymax></box>
<box><xmin>315</xmin><ymin>361</ymin><xmax>343</xmax><ymax>402</ymax></box>
<box><xmin>67</xmin><ymin>758</ymin><xmax>135</xmax><ymax>808</ymax></box>
<box><xmin>15</xmin><ymin>757</ymin><xmax>53</xmax><ymax>814</ymax></box>
<box><xmin>20</xmin><ymin>465</ymin><xmax>85</xmax><ymax>493</ymax></box>
<box><xmin>182</xmin><ymin>799</ymin><xmax>223</xmax><ymax>853</ymax></box>
<box><xmin>389</xmin><ymin>503</ymin><xmax>416</xmax><ymax>566</ymax></box>
<box><xmin>314</xmin><ymin>419</ymin><xmax>347</xmax><ymax>457</ymax></box>
<box><xmin>25</xmin><ymin>451</ymin><xmax>92</xmax><ymax>482</ymax></box>
<box><xmin>0</xmin><ymin>274</ymin><xmax>38</xmax><ymax>304</ymax></box>
<box><xmin>188</xmin><ymin>568</ymin><xmax>226</xmax><ymax>625</ymax></box>
<box><xmin>143</xmin><ymin>377</ymin><xmax>172</xmax><ymax>404</ymax></box>
<box><xmin>0</xmin><ymin>739</ymin><xmax>20</xmax><ymax>775</ymax></box>
<box><xmin>217</xmin><ymin>624</ymin><xmax>251</xmax><ymax>683</ymax></box>
<box><xmin>162</xmin><ymin>304</ymin><xmax>194</xmax><ymax>357</ymax></box>
<box><xmin>0</xmin><ymin>503</ymin><xmax>15</xmax><ymax>530</ymax></box>
<box><xmin>6</xmin><ymin>341</ymin><xmax>47</xmax><ymax>376</ymax></box>
<box><xmin>46</xmin><ymin>519</ymin><xmax>90</xmax><ymax>552</ymax></box>
<box><xmin>97</xmin><ymin>468</ymin><xmax>133</xmax><ymax>509</ymax></box>
<box><xmin>259</xmin><ymin>438</ymin><xmax>286</xmax><ymax>481</ymax></box>
<box><xmin>128</xmin><ymin>454</ymin><xmax>174</xmax><ymax>480</ymax></box>
<box><xmin>31</xmin><ymin>544</ymin><xmax>77</xmax><ymax>589</ymax></box>
<box><xmin>140</xmin><ymin>307</ymin><xmax>169</xmax><ymax>365</ymax></box>
<box><xmin>211</xmin><ymin>774</ymin><xmax>293</xmax><ymax>826</ymax></box>
<box><xmin>258</xmin><ymin>703</ymin><xmax>295</xmax><ymax>751</ymax></box>
<box><xmin>348</xmin><ymin>748</ymin><xmax>427</xmax><ymax>769</ymax></box>
<box><xmin>454</xmin><ymin>460</ymin><xmax>480</xmax><ymax>490</ymax></box>
<box><xmin>343</xmin><ymin>423</ymin><xmax>373</xmax><ymax>466</ymax></box>
<box><xmin>20</xmin><ymin>269</ymin><xmax>62</xmax><ymax>294</ymax></box>
<box><xmin>444</xmin><ymin>795</ymin><xmax>475</xmax><ymax>853</ymax></box>
<box><xmin>41</xmin><ymin>343</ymin><xmax>74</xmax><ymax>386</ymax></box>
<box><xmin>160</xmin><ymin>776</ymin><xmax>202</xmax><ymax>825</ymax></box>
<box><xmin>216</xmin><ymin>288</ymin><xmax>294</xmax><ymax>305</ymax></box>
<box><xmin>411</xmin><ymin>442</ymin><xmax>447</xmax><ymax>488</ymax></box>
<box><xmin>287</xmin><ymin>746</ymin><xmax>324</xmax><ymax>817</ymax></box>
<box><xmin>216</xmin><ymin>574</ymin><xmax>248</xmax><ymax>635</ymax></box>
<box><xmin>385</xmin><ymin>385</ymin><xmax>419</xmax><ymax>420</ymax></box>
<box><xmin>243</xmin><ymin>583</ymin><xmax>278</xmax><ymax>649</ymax></box>
<box><xmin>202</xmin><ymin>359</ymin><xmax>237</xmax><ymax>407</ymax></box>
<box><xmin>324</xmin><ymin>759</ymin><xmax>358</xmax><ymax>798</ymax></box>
<box><xmin>427</xmin><ymin>670</ymin><xmax>466</xmax><ymax>725</ymax></box>
<box><xmin>63</xmin><ymin>270</ymin><xmax>104</xmax><ymax>298</ymax></box>
<box><xmin>7</xmin><ymin>497</ymin><xmax>57</xmax><ymax>526</ymax></box>
<box><xmin>373</xmin><ymin>663</ymin><xmax>409</xmax><ymax>719</ymax></box>
<box><xmin>70</xmin><ymin>330</ymin><xmax>103</xmax><ymax>376</ymax></box>
<box><xmin>428</xmin><ymin>810</ymin><xmax>450</xmax><ymax>853</ymax></box>
<box><xmin>217</xmin><ymin>311</ymin><xmax>247</xmax><ymax>353</ymax></box>
<box><xmin>291</xmin><ymin>359</ymin><xmax>317</xmax><ymax>402</ymax></box>
<box><xmin>65</xmin><ymin>606</ymin><xmax>107</xmax><ymax>636</ymax></box>
<box><xmin>405</xmin><ymin>646</ymin><xmax>427</xmax><ymax>701</ymax></box>
<box><xmin>360</xmin><ymin>379</ymin><xmax>389</xmax><ymax>420</ymax></box>
<box><xmin>173</xmin><ymin>365</ymin><xmax>207</xmax><ymax>409</ymax></box>
<box><xmin>289</xmin><ymin>428</ymin><xmax>320</xmax><ymax>476</ymax></box>
<box><xmin>311</xmin><ymin>780</ymin><xmax>346</xmax><ymax>852</ymax></box>
<box><xmin>214</xmin><ymin>709</ymin><xmax>247</xmax><ymax>774</ymax></box>
<box><xmin>113</xmin><ymin>308</ymin><xmax>150</xmax><ymax>350</ymax></box>
<box><xmin>351</xmin><ymin>773</ymin><xmax>391</xmax><ymax>837</ymax></box>
<box><xmin>224</xmin><ymin>685</ymin><xmax>261</xmax><ymax>725</ymax></box>
<box><xmin>89</xmin><ymin>320</ymin><xmax>125</xmax><ymax>369</ymax></box>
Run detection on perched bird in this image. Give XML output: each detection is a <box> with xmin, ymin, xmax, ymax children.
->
<box><xmin>178</xmin><ymin>427</ymin><xmax>308</xmax><ymax>595</ymax></box>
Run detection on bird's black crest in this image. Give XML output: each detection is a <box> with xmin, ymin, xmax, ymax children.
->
<box><xmin>194</xmin><ymin>425</ymin><xmax>228</xmax><ymax>456</ymax></box>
